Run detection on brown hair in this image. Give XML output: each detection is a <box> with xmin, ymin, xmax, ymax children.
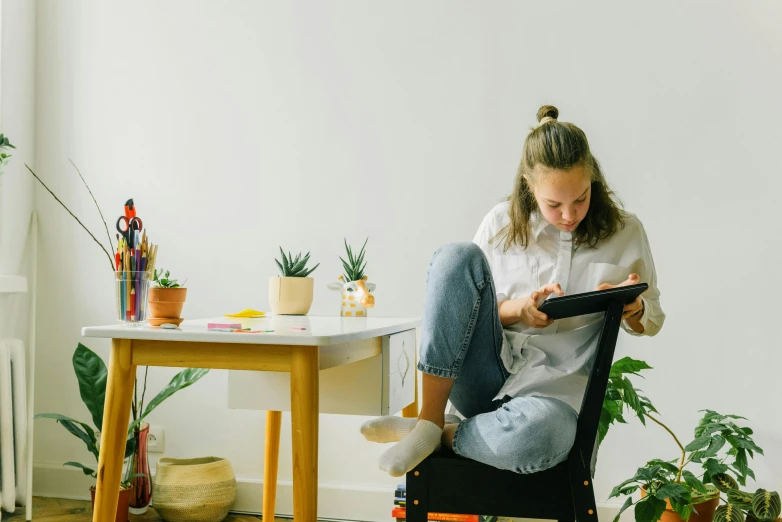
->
<box><xmin>495</xmin><ymin>105</ymin><xmax>624</xmax><ymax>250</ymax></box>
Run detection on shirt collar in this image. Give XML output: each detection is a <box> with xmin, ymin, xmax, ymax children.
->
<box><xmin>530</xmin><ymin>210</ymin><xmax>552</xmax><ymax>240</ymax></box>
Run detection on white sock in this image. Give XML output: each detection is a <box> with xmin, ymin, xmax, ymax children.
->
<box><xmin>378</xmin><ymin>420</ymin><xmax>443</xmax><ymax>477</ymax></box>
<box><xmin>361</xmin><ymin>414</ymin><xmax>461</xmax><ymax>443</ymax></box>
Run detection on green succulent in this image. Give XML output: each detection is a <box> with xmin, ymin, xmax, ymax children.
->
<box><xmin>276</xmin><ymin>247</ymin><xmax>319</xmax><ymax>277</ymax></box>
<box><xmin>340</xmin><ymin>237</ymin><xmax>368</xmax><ymax>282</ymax></box>
<box><xmin>153</xmin><ymin>268</ymin><xmax>185</xmax><ymax>288</ymax></box>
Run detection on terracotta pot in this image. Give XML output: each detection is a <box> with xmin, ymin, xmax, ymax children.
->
<box><xmin>148</xmin><ymin>287</ymin><xmax>188</xmax><ymax>319</ymax></box>
<box><xmin>268</xmin><ymin>276</ymin><xmax>314</xmax><ymax>315</ymax></box>
<box><xmin>640</xmin><ymin>487</ymin><xmax>720</xmax><ymax>522</ymax></box>
<box><xmin>90</xmin><ymin>484</ymin><xmax>133</xmax><ymax>522</ymax></box>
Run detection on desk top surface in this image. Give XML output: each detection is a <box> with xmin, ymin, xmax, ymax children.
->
<box><xmin>81</xmin><ymin>315</ymin><xmax>421</xmax><ymax>346</ymax></box>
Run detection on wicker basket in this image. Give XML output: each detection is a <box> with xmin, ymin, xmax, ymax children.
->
<box><xmin>152</xmin><ymin>456</ymin><xmax>237</xmax><ymax>522</ymax></box>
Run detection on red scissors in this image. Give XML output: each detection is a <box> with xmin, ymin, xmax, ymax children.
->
<box><xmin>116</xmin><ymin>198</ymin><xmax>143</xmax><ymax>248</ymax></box>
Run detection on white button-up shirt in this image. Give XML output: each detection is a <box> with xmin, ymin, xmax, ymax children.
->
<box><xmin>473</xmin><ymin>202</ymin><xmax>665</xmax><ymax>413</ymax></box>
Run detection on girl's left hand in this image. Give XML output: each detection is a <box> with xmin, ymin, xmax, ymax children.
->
<box><xmin>596</xmin><ymin>273</ymin><xmax>644</xmax><ymax>320</ymax></box>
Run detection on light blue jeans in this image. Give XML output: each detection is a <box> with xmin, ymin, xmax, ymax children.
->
<box><xmin>418</xmin><ymin>242</ymin><xmax>578</xmax><ymax>474</ymax></box>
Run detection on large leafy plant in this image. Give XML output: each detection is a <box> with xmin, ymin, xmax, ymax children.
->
<box><xmin>35</xmin><ymin>343</ymin><xmax>208</xmax><ymax>485</ymax></box>
<box><xmin>602</xmin><ymin>357</ymin><xmax>778</xmax><ymax>522</ymax></box>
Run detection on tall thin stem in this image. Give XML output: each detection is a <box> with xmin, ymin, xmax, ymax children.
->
<box><xmin>646</xmin><ymin>413</ymin><xmax>686</xmax><ymax>483</ymax></box>
<box><xmin>25</xmin><ymin>163</ymin><xmax>115</xmax><ymax>271</ymax></box>
<box><xmin>69</xmin><ymin>159</ymin><xmax>115</xmax><ymax>254</ymax></box>
<box><xmin>138</xmin><ymin>366</ymin><xmax>149</xmax><ymax>424</ymax></box>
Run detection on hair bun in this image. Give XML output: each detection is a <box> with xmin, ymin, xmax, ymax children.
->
<box><xmin>536</xmin><ymin>105</ymin><xmax>559</xmax><ymax>123</ymax></box>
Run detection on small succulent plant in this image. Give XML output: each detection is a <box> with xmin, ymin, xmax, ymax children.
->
<box><xmin>276</xmin><ymin>248</ymin><xmax>319</xmax><ymax>277</ymax></box>
<box><xmin>340</xmin><ymin>237</ymin><xmax>368</xmax><ymax>283</ymax></box>
<box><xmin>153</xmin><ymin>268</ymin><xmax>185</xmax><ymax>288</ymax></box>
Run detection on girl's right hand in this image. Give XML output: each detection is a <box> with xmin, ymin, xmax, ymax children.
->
<box><xmin>519</xmin><ymin>283</ymin><xmax>565</xmax><ymax>328</ymax></box>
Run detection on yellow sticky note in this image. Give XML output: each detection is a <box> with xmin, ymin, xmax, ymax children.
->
<box><xmin>225</xmin><ymin>308</ymin><xmax>266</xmax><ymax>318</ymax></box>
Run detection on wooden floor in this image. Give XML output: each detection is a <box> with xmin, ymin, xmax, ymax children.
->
<box><xmin>2</xmin><ymin>497</ymin><xmax>289</xmax><ymax>521</ymax></box>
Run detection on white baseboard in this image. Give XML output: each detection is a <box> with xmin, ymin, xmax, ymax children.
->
<box><xmin>33</xmin><ymin>463</ymin><xmax>625</xmax><ymax>522</ymax></box>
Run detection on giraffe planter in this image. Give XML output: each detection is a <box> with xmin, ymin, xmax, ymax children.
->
<box><xmin>328</xmin><ymin>276</ymin><xmax>376</xmax><ymax>317</ymax></box>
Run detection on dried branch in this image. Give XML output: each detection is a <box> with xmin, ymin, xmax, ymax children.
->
<box><xmin>69</xmin><ymin>159</ymin><xmax>115</xmax><ymax>254</ymax></box>
<box><xmin>24</xmin><ymin>163</ymin><xmax>115</xmax><ymax>271</ymax></box>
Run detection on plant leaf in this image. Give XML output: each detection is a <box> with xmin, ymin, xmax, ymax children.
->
<box><xmin>711</xmin><ymin>473</ymin><xmax>739</xmax><ymax>493</ymax></box>
<box><xmin>35</xmin><ymin>413</ymin><xmax>99</xmax><ymax>460</ymax></box>
<box><xmin>610</xmin><ymin>357</ymin><xmax>653</xmax><ymax>378</ymax></box>
<box><xmin>682</xmin><ymin>470</ymin><xmax>709</xmax><ymax>494</ymax></box>
<box><xmin>64</xmin><ymin>462</ymin><xmax>96</xmax><ymax>476</ymax></box>
<box><xmin>685</xmin><ymin>435</ymin><xmax>713</xmax><ymax>453</ymax></box>
<box><xmin>280</xmin><ymin>247</ymin><xmax>290</xmax><ymax>275</ymax></box>
<box><xmin>727</xmin><ymin>489</ymin><xmax>755</xmax><ymax>511</ymax></box>
<box><xmin>635</xmin><ymin>496</ymin><xmax>667</xmax><ymax>522</ymax></box>
<box><xmin>72</xmin><ymin>343</ymin><xmax>107</xmax><ymax>431</ymax></box>
<box><xmin>275</xmin><ymin>259</ymin><xmax>285</xmax><ymax>276</ymax></box>
<box><xmin>637</xmin><ymin>465</ymin><xmax>663</xmax><ymax>482</ymax></box>
<box><xmin>125</xmin><ymin>435</ymin><xmax>137</xmax><ymax>459</ymax></box>
<box><xmin>655</xmin><ymin>483</ymin><xmax>692</xmax><ymax>504</ymax></box>
<box><xmin>702</xmin><ymin>458</ymin><xmax>729</xmax><ymax>485</ymax></box>
<box><xmin>670</xmin><ymin>499</ymin><xmax>693</xmax><ymax>522</ymax></box>
<box><xmin>714</xmin><ymin>504</ymin><xmax>746</xmax><ymax>522</ymax></box>
<box><xmin>614</xmin><ymin>497</ymin><xmax>634</xmax><ymax>522</ymax></box>
<box><xmin>130</xmin><ymin>368</ymin><xmax>209</xmax><ymax>431</ymax></box>
<box><xmin>752</xmin><ymin>490</ymin><xmax>781</xmax><ymax>522</ymax></box>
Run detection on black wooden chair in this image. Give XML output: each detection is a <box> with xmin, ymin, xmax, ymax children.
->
<box><xmin>406</xmin><ymin>299</ymin><xmax>625</xmax><ymax>522</ymax></box>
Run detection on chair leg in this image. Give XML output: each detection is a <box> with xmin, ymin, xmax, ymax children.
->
<box><xmin>570</xmin><ymin>472</ymin><xmax>599</xmax><ymax>522</ymax></box>
<box><xmin>406</xmin><ymin>460</ymin><xmax>430</xmax><ymax>522</ymax></box>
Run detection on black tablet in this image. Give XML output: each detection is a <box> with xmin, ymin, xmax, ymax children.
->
<box><xmin>537</xmin><ymin>283</ymin><xmax>648</xmax><ymax>320</ymax></box>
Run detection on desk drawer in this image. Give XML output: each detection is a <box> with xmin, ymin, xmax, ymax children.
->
<box><xmin>227</xmin><ymin>329</ymin><xmax>417</xmax><ymax>416</ymax></box>
<box><xmin>382</xmin><ymin>329</ymin><xmax>415</xmax><ymax>416</ymax></box>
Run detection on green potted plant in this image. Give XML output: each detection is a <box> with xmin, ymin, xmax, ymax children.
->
<box><xmin>602</xmin><ymin>358</ymin><xmax>778</xmax><ymax>522</ymax></box>
<box><xmin>0</xmin><ymin>133</ymin><xmax>15</xmax><ymax>175</ymax></box>
<box><xmin>148</xmin><ymin>268</ymin><xmax>187</xmax><ymax>325</ymax></box>
<box><xmin>35</xmin><ymin>343</ymin><xmax>208</xmax><ymax>520</ymax></box>
<box><xmin>327</xmin><ymin>238</ymin><xmax>376</xmax><ymax>317</ymax></box>
<box><xmin>269</xmin><ymin>248</ymin><xmax>319</xmax><ymax>315</ymax></box>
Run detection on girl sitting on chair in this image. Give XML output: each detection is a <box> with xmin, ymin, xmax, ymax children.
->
<box><xmin>361</xmin><ymin>104</ymin><xmax>665</xmax><ymax>477</ymax></box>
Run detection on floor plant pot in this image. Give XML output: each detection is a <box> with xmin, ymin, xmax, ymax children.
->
<box><xmin>268</xmin><ymin>276</ymin><xmax>314</xmax><ymax>315</ymax></box>
<box><xmin>90</xmin><ymin>484</ymin><xmax>133</xmax><ymax>522</ymax></box>
<box><xmin>640</xmin><ymin>487</ymin><xmax>720</xmax><ymax>522</ymax></box>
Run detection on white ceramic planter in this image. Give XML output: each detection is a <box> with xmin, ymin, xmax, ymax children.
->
<box><xmin>327</xmin><ymin>278</ymin><xmax>376</xmax><ymax>317</ymax></box>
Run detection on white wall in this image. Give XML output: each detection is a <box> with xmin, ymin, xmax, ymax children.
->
<box><xmin>0</xmin><ymin>0</ymin><xmax>35</xmax><ymax>276</ymax></box>
<box><xmin>30</xmin><ymin>1</ymin><xmax>782</xmax><ymax>520</ymax></box>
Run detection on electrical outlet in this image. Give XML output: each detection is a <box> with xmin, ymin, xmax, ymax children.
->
<box><xmin>147</xmin><ymin>426</ymin><xmax>165</xmax><ymax>453</ymax></box>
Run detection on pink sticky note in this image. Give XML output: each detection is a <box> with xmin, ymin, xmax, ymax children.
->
<box><xmin>208</xmin><ymin>322</ymin><xmax>242</xmax><ymax>329</ymax></box>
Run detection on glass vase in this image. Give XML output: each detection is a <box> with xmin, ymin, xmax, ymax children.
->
<box><xmin>124</xmin><ymin>422</ymin><xmax>153</xmax><ymax>514</ymax></box>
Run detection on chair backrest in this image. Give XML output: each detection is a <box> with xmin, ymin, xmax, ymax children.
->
<box><xmin>572</xmin><ymin>300</ymin><xmax>624</xmax><ymax>475</ymax></box>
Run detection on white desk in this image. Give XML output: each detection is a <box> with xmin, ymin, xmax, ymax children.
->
<box><xmin>82</xmin><ymin>315</ymin><xmax>421</xmax><ymax>521</ymax></box>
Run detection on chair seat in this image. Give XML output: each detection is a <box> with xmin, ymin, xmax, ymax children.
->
<box><xmin>410</xmin><ymin>450</ymin><xmax>575</xmax><ymax>520</ymax></box>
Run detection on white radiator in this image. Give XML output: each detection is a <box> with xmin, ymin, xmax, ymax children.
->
<box><xmin>0</xmin><ymin>339</ymin><xmax>28</xmax><ymax>515</ymax></box>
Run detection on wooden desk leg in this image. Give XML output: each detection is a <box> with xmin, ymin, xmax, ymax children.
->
<box><xmin>93</xmin><ymin>339</ymin><xmax>135</xmax><ymax>522</ymax></box>
<box><xmin>263</xmin><ymin>410</ymin><xmax>282</xmax><ymax>520</ymax></box>
<box><xmin>290</xmin><ymin>346</ymin><xmax>319</xmax><ymax>522</ymax></box>
<box><xmin>401</xmin><ymin>350</ymin><xmax>419</xmax><ymax>418</ymax></box>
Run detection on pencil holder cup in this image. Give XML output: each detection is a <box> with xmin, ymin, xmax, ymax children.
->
<box><xmin>115</xmin><ymin>271</ymin><xmax>152</xmax><ymax>326</ymax></box>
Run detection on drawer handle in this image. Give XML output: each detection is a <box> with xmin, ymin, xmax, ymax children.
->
<box><xmin>397</xmin><ymin>348</ymin><xmax>411</xmax><ymax>386</ymax></box>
